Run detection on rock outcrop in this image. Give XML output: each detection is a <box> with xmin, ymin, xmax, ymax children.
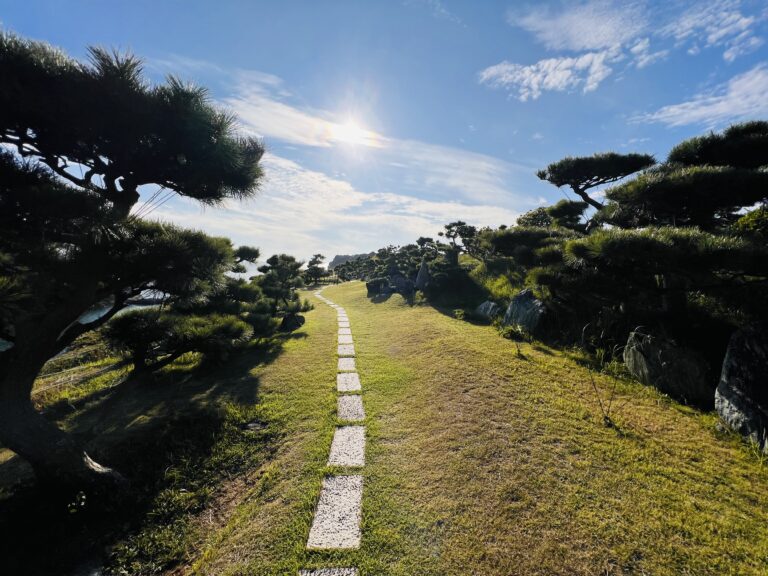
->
<box><xmin>623</xmin><ymin>330</ymin><xmax>712</xmax><ymax>407</ymax></box>
<box><xmin>715</xmin><ymin>326</ymin><xmax>768</xmax><ymax>452</ymax></box>
<box><xmin>502</xmin><ymin>289</ymin><xmax>546</xmax><ymax>333</ymax></box>
<box><xmin>415</xmin><ymin>259</ymin><xmax>430</xmax><ymax>291</ymax></box>
<box><xmin>474</xmin><ymin>301</ymin><xmax>500</xmax><ymax>320</ymax></box>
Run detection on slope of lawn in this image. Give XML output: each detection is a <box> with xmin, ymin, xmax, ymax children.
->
<box><xmin>2</xmin><ymin>281</ymin><xmax>766</xmax><ymax>575</ymax></box>
<box><xmin>0</xmin><ymin>293</ymin><xmax>337</xmax><ymax>576</ymax></box>
<box><xmin>189</xmin><ymin>281</ymin><xmax>768</xmax><ymax>576</ymax></box>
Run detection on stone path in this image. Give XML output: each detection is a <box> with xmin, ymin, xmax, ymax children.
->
<box><xmin>302</xmin><ymin>289</ymin><xmax>366</xmax><ymax>574</ymax></box>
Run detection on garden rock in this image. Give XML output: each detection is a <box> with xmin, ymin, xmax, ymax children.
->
<box><xmin>502</xmin><ymin>289</ymin><xmax>546</xmax><ymax>333</ymax></box>
<box><xmin>474</xmin><ymin>301</ymin><xmax>500</xmax><ymax>320</ymax></box>
<box><xmin>390</xmin><ymin>274</ymin><xmax>414</xmax><ymax>296</ymax></box>
<box><xmin>715</xmin><ymin>326</ymin><xmax>768</xmax><ymax>452</ymax></box>
<box><xmin>415</xmin><ymin>259</ymin><xmax>431</xmax><ymax>290</ymax></box>
<box><xmin>623</xmin><ymin>331</ymin><xmax>712</xmax><ymax>407</ymax></box>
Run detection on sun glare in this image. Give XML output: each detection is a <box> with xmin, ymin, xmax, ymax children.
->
<box><xmin>330</xmin><ymin>118</ymin><xmax>377</xmax><ymax>147</ymax></box>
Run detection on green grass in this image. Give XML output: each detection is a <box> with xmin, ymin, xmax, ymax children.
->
<box><xmin>2</xmin><ymin>282</ymin><xmax>767</xmax><ymax>575</ymax></box>
<box><xmin>186</xmin><ymin>282</ymin><xmax>768</xmax><ymax>575</ymax></box>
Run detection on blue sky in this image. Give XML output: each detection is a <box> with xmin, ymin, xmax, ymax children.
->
<box><xmin>2</xmin><ymin>0</ymin><xmax>768</xmax><ymax>261</ymax></box>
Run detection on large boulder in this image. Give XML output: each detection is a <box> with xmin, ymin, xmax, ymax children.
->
<box><xmin>474</xmin><ymin>301</ymin><xmax>500</xmax><ymax>320</ymax></box>
<box><xmin>366</xmin><ymin>277</ymin><xmax>390</xmax><ymax>297</ymax></box>
<box><xmin>415</xmin><ymin>259</ymin><xmax>431</xmax><ymax>290</ymax></box>
<box><xmin>503</xmin><ymin>289</ymin><xmax>546</xmax><ymax>333</ymax></box>
<box><xmin>623</xmin><ymin>331</ymin><xmax>712</xmax><ymax>407</ymax></box>
<box><xmin>390</xmin><ymin>274</ymin><xmax>415</xmax><ymax>296</ymax></box>
<box><xmin>715</xmin><ymin>326</ymin><xmax>768</xmax><ymax>452</ymax></box>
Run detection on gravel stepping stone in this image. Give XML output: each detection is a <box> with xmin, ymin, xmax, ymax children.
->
<box><xmin>299</xmin><ymin>570</ymin><xmax>358</xmax><ymax>576</ymax></box>
<box><xmin>338</xmin><ymin>327</ymin><xmax>352</xmax><ymax>335</ymax></box>
<box><xmin>328</xmin><ymin>426</ymin><xmax>365</xmax><ymax>467</ymax></box>
<box><xmin>338</xmin><ymin>395</ymin><xmax>365</xmax><ymax>421</ymax></box>
<box><xmin>338</xmin><ymin>321</ymin><xmax>350</xmax><ymax>328</ymax></box>
<box><xmin>337</xmin><ymin>372</ymin><xmax>361</xmax><ymax>391</ymax></box>
<box><xmin>338</xmin><ymin>334</ymin><xmax>354</xmax><ymax>344</ymax></box>
<box><xmin>306</xmin><ymin>475</ymin><xmax>363</xmax><ymax>549</ymax></box>
<box><xmin>338</xmin><ymin>344</ymin><xmax>355</xmax><ymax>357</ymax></box>
<box><xmin>338</xmin><ymin>357</ymin><xmax>356</xmax><ymax>371</ymax></box>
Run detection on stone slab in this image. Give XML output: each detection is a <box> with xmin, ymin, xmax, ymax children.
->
<box><xmin>336</xmin><ymin>308</ymin><xmax>346</xmax><ymax>314</ymax></box>
<box><xmin>338</xmin><ymin>344</ymin><xmax>355</xmax><ymax>357</ymax></box>
<box><xmin>328</xmin><ymin>426</ymin><xmax>365</xmax><ymax>467</ymax></box>
<box><xmin>299</xmin><ymin>570</ymin><xmax>359</xmax><ymax>576</ymax></box>
<box><xmin>338</xmin><ymin>357</ymin><xmax>356</xmax><ymax>371</ymax></box>
<box><xmin>337</xmin><ymin>372</ymin><xmax>361</xmax><ymax>392</ymax></box>
<box><xmin>338</xmin><ymin>334</ymin><xmax>354</xmax><ymax>345</ymax></box>
<box><xmin>338</xmin><ymin>321</ymin><xmax>350</xmax><ymax>328</ymax></box>
<box><xmin>338</xmin><ymin>395</ymin><xmax>365</xmax><ymax>421</ymax></box>
<box><xmin>306</xmin><ymin>475</ymin><xmax>363</xmax><ymax>549</ymax></box>
<box><xmin>338</xmin><ymin>327</ymin><xmax>352</xmax><ymax>335</ymax></box>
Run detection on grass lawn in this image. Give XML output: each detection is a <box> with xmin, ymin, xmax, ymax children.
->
<box><xmin>1</xmin><ymin>281</ymin><xmax>767</xmax><ymax>575</ymax></box>
<box><xmin>188</xmin><ymin>281</ymin><xmax>768</xmax><ymax>575</ymax></box>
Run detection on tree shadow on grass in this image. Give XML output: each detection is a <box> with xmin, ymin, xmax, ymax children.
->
<box><xmin>0</xmin><ymin>331</ymin><xmax>305</xmax><ymax>576</ymax></box>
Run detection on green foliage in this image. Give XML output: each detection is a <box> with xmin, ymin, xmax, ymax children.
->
<box><xmin>304</xmin><ymin>253</ymin><xmax>327</xmax><ymax>285</ymax></box>
<box><xmin>668</xmin><ymin>121</ymin><xmax>768</xmax><ymax>169</ymax></box>
<box><xmin>537</xmin><ymin>152</ymin><xmax>655</xmax><ymax>208</ymax></box>
<box><xmin>546</xmin><ymin>199</ymin><xmax>588</xmax><ymax>232</ymax></box>
<box><xmin>257</xmin><ymin>254</ymin><xmax>307</xmax><ymax>314</ymax></box>
<box><xmin>602</xmin><ymin>165</ymin><xmax>768</xmax><ymax>230</ymax></box>
<box><xmin>516</xmin><ymin>207</ymin><xmax>553</xmax><ymax>228</ymax></box>
<box><xmin>733</xmin><ymin>206</ymin><xmax>768</xmax><ymax>237</ymax></box>
<box><xmin>105</xmin><ymin>309</ymin><xmax>251</xmax><ymax>371</ymax></box>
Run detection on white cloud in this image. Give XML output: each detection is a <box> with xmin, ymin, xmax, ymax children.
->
<box><xmin>660</xmin><ymin>0</ymin><xmax>765</xmax><ymax>62</ymax></box>
<box><xmin>148</xmin><ymin>153</ymin><xmax>520</xmax><ymax>260</ymax></box>
<box><xmin>630</xmin><ymin>38</ymin><xmax>669</xmax><ymax>68</ymax></box>
<box><xmin>478</xmin><ymin>50</ymin><xmax>617</xmax><ymax>101</ymax></box>
<box><xmin>482</xmin><ymin>0</ymin><xmax>765</xmax><ymax>102</ymax></box>
<box><xmin>635</xmin><ymin>63</ymin><xmax>768</xmax><ymax>126</ymax></box>
<box><xmin>510</xmin><ymin>0</ymin><xmax>648</xmax><ymax>52</ymax></box>
<box><xmin>225</xmin><ymin>72</ymin><xmax>532</xmax><ymax>204</ymax></box>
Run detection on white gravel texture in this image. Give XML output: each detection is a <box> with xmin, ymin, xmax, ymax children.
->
<box><xmin>338</xmin><ymin>344</ymin><xmax>355</xmax><ymax>357</ymax></box>
<box><xmin>337</xmin><ymin>357</ymin><xmax>356</xmax><ymax>371</ymax></box>
<box><xmin>328</xmin><ymin>426</ymin><xmax>366</xmax><ymax>467</ymax></box>
<box><xmin>299</xmin><ymin>569</ymin><xmax>359</xmax><ymax>576</ymax></box>
<box><xmin>338</xmin><ymin>395</ymin><xmax>365</xmax><ymax>421</ymax></box>
<box><xmin>337</xmin><ymin>372</ymin><xmax>361</xmax><ymax>392</ymax></box>
<box><xmin>306</xmin><ymin>475</ymin><xmax>363</xmax><ymax>549</ymax></box>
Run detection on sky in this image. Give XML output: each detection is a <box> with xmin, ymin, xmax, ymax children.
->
<box><xmin>2</xmin><ymin>0</ymin><xmax>768</xmax><ymax>262</ymax></box>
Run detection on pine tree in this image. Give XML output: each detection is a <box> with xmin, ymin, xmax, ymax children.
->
<box><xmin>0</xmin><ymin>34</ymin><xmax>264</xmax><ymax>491</ymax></box>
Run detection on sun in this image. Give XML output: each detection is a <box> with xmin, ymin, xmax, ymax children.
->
<box><xmin>330</xmin><ymin>118</ymin><xmax>375</xmax><ymax>146</ymax></box>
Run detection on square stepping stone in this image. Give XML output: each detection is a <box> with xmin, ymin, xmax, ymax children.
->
<box><xmin>338</xmin><ymin>344</ymin><xmax>355</xmax><ymax>357</ymax></box>
<box><xmin>338</xmin><ymin>357</ymin><xmax>356</xmax><ymax>371</ymax></box>
<box><xmin>338</xmin><ymin>327</ymin><xmax>352</xmax><ymax>335</ymax></box>
<box><xmin>338</xmin><ymin>334</ymin><xmax>354</xmax><ymax>345</ymax></box>
<box><xmin>337</xmin><ymin>372</ymin><xmax>361</xmax><ymax>392</ymax></box>
<box><xmin>299</xmin><ymin>570</ymin><xmax>358</xmax><ymax>576</ymax></box>
<box><xmin>337</xmin><ymin>316</ymin><xmax>348</xmax><ymax>323</ymax></box>
<box><xmin>336</xmin><ymin>308</ymin><xmax>346</xmax><ymax>314</ymax></box>
<box><xmin>338</xmin><ymin>321</ymin><xmax>350</xmax><ymax>328</ymax></box>
<box><xmin>306</xmin><ymin>475</ymin><xmax>363</xmax><ymax>549</ymax></box>
<box><xmin>338</xmin><ymin>395</ymin><xmax>365</xmax><ymax>421</ymax></box>
<box><xmin>328</xmin><ymin>426</ymin><xmax>365</xmax><ymax>467</ymax></box>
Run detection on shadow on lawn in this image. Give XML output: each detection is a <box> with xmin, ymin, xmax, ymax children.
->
<box><xmin>0</xmin><ymin>332</ymin><xmax>304</xmax><ymax>576</ymax></box>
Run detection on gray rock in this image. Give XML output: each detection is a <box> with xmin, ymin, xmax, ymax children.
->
<box><xmin>415</xmin><ymin>258</ymin><xmax>431</xmax><ymax>290</ymax></box>
<box><xmin>390</xmin><ymin>274</ymin><xmax>414</xmax><ymax>295</ymax></box>
<box><xmin>474</xmin><ymin>301</ymin><xmax>500</xmax><ymax>320</ymax></box>
<box><xmin>623</xmin><ymin>331</ymin><xmax>713</xmax><ymax>407</ymax></box>
<box><xmin>366</xmin><ymin>278</ymin><xmax>389</xmax><ymax>297</ymax></box>
<box><xmin>715</xmin><ymin>326</ymin><xmax>768</xmax><ymax>452</ymax></box>
<box><xmin>502</xmin><ymin>289</ymin><xmax>546</xmax><ymax>333</ymax></box>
